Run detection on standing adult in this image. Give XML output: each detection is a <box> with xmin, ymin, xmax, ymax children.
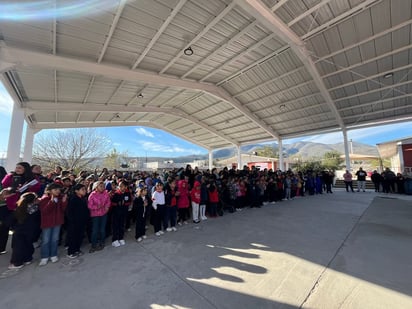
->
<box><xmin>1</xmin><ymin>162</ymin><xmax>41</xmax><ymax>254</ymax></box>
<box><xmin>371</xmin><ymin>170</ymin><xmax>382</xmax><ymax>192</ymax></box>
<box><xmin>343</xmin><ymin>170</ymin><xmax>354</xmax><ymax>192</ymax></box>
<box><xmin>355</xmin><ymin>167</ymin><xmax>367</xmax><ymax>192</ymax></box>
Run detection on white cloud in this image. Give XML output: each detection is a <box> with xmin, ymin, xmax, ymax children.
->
<box><xmin>135</xmin><ymin>127</ymin><xmax>154</xmax><ymax>138</ymax></box>
<box><xmin>0</xmin><ymin>83</ymin><xmax>14</xmax><ymax>115</ymax></box>
<box><xmin>141</xmin><ymin>141</ymin><xmax>199</xmax><ymax>154</ymax></box>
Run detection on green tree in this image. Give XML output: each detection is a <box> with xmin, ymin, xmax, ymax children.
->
<box><xmin>254</xmin><ymin>145</ymin><xmax>278</xmax><ymax>157</ymax></box>
<box><xmin>33</xmin><ymin>128</ymin><xmax>111</xmax><ymax>173</ymax></box>
<box><xmin>322</xmin><ymin>150</ymin><xmax>344</xmax><ymax>170</ymax></box>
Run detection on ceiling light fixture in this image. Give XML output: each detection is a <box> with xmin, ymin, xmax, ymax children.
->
<box><xmin>383</xmin><ymin>72</ymin><xmax>393</xmax><ymax>79</ymax></box>
<box><xmin>115</xmin><ymin>113</ymin><xmax>120</xmax><ymax>118</ymax></box>
<box><xmin>137</xmin><ymin>93</ymin><xmax>144</xmax><ymax>98</ymax></box>
<box><xmin>184</xmin><ymin>46</ymin><xmax>193</xmax><ymax>56</ymax></box>
<box><xmin>279</xmin><ymin>104</ymin><xmax>286</xmax><ymax>111</ymax></box>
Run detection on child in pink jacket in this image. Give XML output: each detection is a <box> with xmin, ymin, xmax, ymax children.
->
<box><xmin>88</xmin><ymin>181</ymin><xmax>111</xmax><ymax>252</ymax></box>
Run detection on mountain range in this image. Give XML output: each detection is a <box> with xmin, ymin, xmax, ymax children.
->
<box><xmin>153</xmin><ymin>141</ymin><xmax>379</xmax><ymax>163</ymax></box>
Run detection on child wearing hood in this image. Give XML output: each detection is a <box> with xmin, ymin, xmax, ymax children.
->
<box><xmin>88</xmin><ymin>181</ymin><xmax>111</xmax><ymax>252</ymax></box>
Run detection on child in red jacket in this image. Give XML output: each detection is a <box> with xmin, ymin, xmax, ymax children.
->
<box><xmin>110</xmin><ymin>180</ymin><xmax>132</xmax><ymax>247</ymax></box>
<box><xmin>208</xmin><ymin>184</ymin><xmax>219</xmax><ymax>218</ymax></box>
<box><xmin>190</xmin><ymin>181</ymin><xmax>201</xmax><ymax>223</ymax></box>
<box><xmin>38</xmin><ymin>183</ymin><xmax>67</xmax><ymax>266</ymax></box>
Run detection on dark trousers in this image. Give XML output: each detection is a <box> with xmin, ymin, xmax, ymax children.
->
<box><xmin>0</xmin><ymin>207</ymin><xmax>12</xmax><ymax>252</ymax></box>
<box><xmin>135</xmin><ymin>206</ymin><xmax>146</xmax><ymax>239</ymax></box>
<box><xmin>166</xmin><ymin>206</ymin><xmax>177</xmax><ymax>228</ymax></box>
<box><xmin>209</xmin><ymin>202</ymin><xmax>218</xmax><ymax>217</ymax></box>
<box><xmin>67</xmin><ymin>221</ymin><xmax>87</xmax><ymax>255</ymax></box>
<box><xmin>373</xmin><ymin>182</ymin><xmax>380</xmax><ymax>192</ymax></box>
<box><xmin>112</xmin><ymin>206</ymin><xmax>127</xmax><ymax>241</ymax></box>
<box><xmin>152</xmin><ymin>204</ymin><xmax>166</xmax><ymax>233</ymax></box>
<box><xmin>11</xmin><ymin>232</ymin><xmax>34</xmax><ymax>266</ymax></box>
<box><xmin>345</xmin><ymin>181</ymin><xmax>354</xmax><ymax>192</ymax></box>
<box><xmin>178</xmin><ymin>207</ymin><xmax>189</xmax><ymax>223</ymax></box>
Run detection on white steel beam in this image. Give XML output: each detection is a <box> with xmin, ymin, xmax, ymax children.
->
<box><xmin>322</xmin><ymin>43</ymin><xmax>412</xmax><ymax>79</ymax></box>
<box><xmin>315</xmin><ymin>19</ymin><xmax>412</xmax><ymax>64</ymax></box>
<box><xmin>328</xmin><ymin>63</ymin><xmax>412</xmax><ymax>92</ymax></box>
<box><xmin>200</xmin><ymin>34</ymin><xmax>276</xmax><ymax>82</ymax></box>
<box><xmin>0</xmin><ymin>45</ymin><xmax>280</xmax><ymax>140</ymax></box>
<box><xmin>159</xmin><ymin>1</ymin><xmax>237</xmax><ymax>74</ymax></box>
<box><xmin>217</xmin><ymin>44</ymin><xmax>290</xmax><ymax>85</ymax></box>
<box><xmin>301</xmin><ymin>0</ymin><xmax>383</xmax><ymax>40</ymax></box>
<box><xmin>25</xmin><ymin>101</ymin><xmax>237</xmax><ymax>145</ymax></box>
<box><xmin>287</xmin><ymin>0</ymin><xmax>333</xmax><ymax>27</ymax></box>
<box><xmin>235</xmin><ymin>0</ymin><xmax>345</xmax><ymax>129</ymax></box>
<box><xmin>182</xmin><ymin>20</ymin><xmax>259</xmax><ymax>79</ymax></box>
<box><xmin>132</xmin><ymin>0</ymin><xmax>187</xmax><ymax>69</ymax></box>
<box><xmin>338</xmin><ymin>94</ymin><xmax>412</xmax><ymax>112</ymax></box>
<box><xmin>233</xmin><ymin>66</ymin><xmax>306</xmax><ymax>98</ymax></box>
<box><xmin>343</xmin><ymin>104</ymin><xmax>411</xmax><ymax>120</ymax></box>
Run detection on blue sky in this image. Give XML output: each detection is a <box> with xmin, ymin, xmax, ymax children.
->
<box><xmin>1</xmin><ymin>81</ymin><xmax>412</xmax><ymax>158</ymax></box>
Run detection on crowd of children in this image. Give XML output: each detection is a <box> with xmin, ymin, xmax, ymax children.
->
<box><xmin>0</xmin><ymin>162</ymin><xmax>373</xmax><ymax>270</ymax></box>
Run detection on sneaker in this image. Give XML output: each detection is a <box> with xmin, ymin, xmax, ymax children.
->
<box><xmin>136</xmin><ymin>237</ymin><xmax>143</xmax><ymax>242</ymax></box>
<box><xmin>112</xmin><ymin>240</ymin><xmax>121</xmax><ymax>247</ymax></box>
<box><xmin>159</xmin><ymin>230</ymin><xmax>164</xmax><ymax>235</ymax></box>
<box><xmin>76</xmin><ymin>250</ymin><xmax>84</xmax><ymax>256</ymax></box>
<box><xmin>142</xmin><ymin>235</ymin><xmax>147</xmax><ymax>239</ymax></box>
<box><xmin>193</xmin><ymin>220</ymin><xmax>200</xmax><ymax>224</ymax></box>
<box><xmin>24</xmin><ymin>260</ymin><xmax>33</xmax><ymax>265</ymax></box>
<box><xmin>119</xmin><ymin>239</ymin><xmax>126</xmax><ymax>246</ymax></box>
<box><xmin>166</xmin><ymin>227</ymin><xmax>172</xmax><ymax>232</ymax></box>
<box><xmin>39</xmin><ymin>258</ymin><xmax>48</xmax><ymax>266</ymax></box>
<box><xmin>8</xmin><ymin>264</ymin><xmax>24</xmax><ymax>269</ymax></box>
<box><xmin>202</xmin><ymin>216</ymin><xmax>207</xmax><ymax>220</ymax></box>
<box><xmin>178</xmin><ymin>222</ymin><xmax>182</xmax><ymax>226</ymax></box>
<box><xmin>171</xmin><ymin>227</ymin><xmax>177</xmax><ymax>232</ymax></box>
<box><xmin>67</xmin><ymin>253</ymin><xmax>78</xmax><ymax>259</ymax></box>
<box><xmin>183</xmin><ymin>221</ymin><xmax>188</xmax><ymax>225</ymax></box>
<box><xmin>89</xmin><ymin>246</ymin><xmax>97</xmax><ymax>253</ymax></box>
<box><xmin>0</xmin><ymin>250</ymin><xmax>7</xmax><ymax>255</ymax></box>
<box><xmin>50</xmin><ymin>256</ymin><xmax>59</xmax><ymax>263</ymax></box>
<box><xmin>155</xmin><ymin>231</ymin><xmax>161</xmax><ymax>236</ymax></box>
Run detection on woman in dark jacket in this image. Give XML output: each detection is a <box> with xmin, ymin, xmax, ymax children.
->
<box><xmin>66</xmin><ymin>184</ymin><xmax>89</xmax><ymax>258</ymax></box>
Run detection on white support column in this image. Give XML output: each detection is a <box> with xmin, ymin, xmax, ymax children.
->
<box><xmin>342</xmin><ymin>129</ymin><xmax>351</xmax><ymax>171</ymax></box>
<box><xmin>236</xmin><ymin>146</ymin><xmax>242</xmax><ymax>169</ymax></box>
<box><xmin>6</xmin><ymin>103</ymin><xmax>25</xmax><ymax>171</ymax></box>
<box><xmin>23</xmin><ymin>127</ymin><xmax>38</xmax><ymax>163</ymax></box>
<box><xmin>208</xmin><ymin>150</ymin><xmax>213</xmax><ymax>171</ymax></box>
<box><xmin>278</xmin><ymin>138</ymin><xmax>283</xmax><ymax>171</ymax></box>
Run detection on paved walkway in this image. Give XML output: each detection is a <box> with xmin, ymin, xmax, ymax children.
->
<box><xmin>0</xmin><ymin>190</ymin><xmax>411</xmax><ymax>309</ymax></box>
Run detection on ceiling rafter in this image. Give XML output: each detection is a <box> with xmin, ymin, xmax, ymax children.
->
<box><xmin>159</xmin><ymin>1</ymin><xmax>237</xmax><ymax>74</ymax></box>
<box><xmin>328</xmin><ymin>63</ymin><xmax>412</xmax><ymax>92</ymax></box>
<box><xmin>132</xmin><ymin>0</ymin><xmax>187</xmax><ymax>69</ymax></box>
<box><xmin>270</xmin><ymin>0</ymin><xmax>289</xmax><ymax>11</ymax></box>
<box><xmin>181</xmin><ymin>20</ymin><xmax>259</xmax><ymax>79</ymax></box>
<box><xmin>287</xmin><ymin>0</ymin><xmax>334</xmax><ymax>28</ymax></box>
<box><xmin>106</xmin><ymin>80</ymin><xmax>126</xmax><ymax>105</ymax></box>
<box><xmin>244</xmin><ymin>79</ymin><xmax>315</xmax><ymax>107</ymax></box>
<box><xmin>321</xmin><ymin>43</ymin><xmax>412</xmax><ymax>79</ymax></box>
<box><xmin>253</xmin><ymin>92</ymin><xmax>321</xmax><ymax>115</ymax></box>
<box><xmin>144</xmin><ymin>87</ymin><xmax>170</xmax><ymax>107</ymax></box>
<box><xmin>217</xmin><ymin>44</ymin><xmax>290</xmax><ymax>85</ymax></box>
<box><xmin>158</xmin><ymin>89</ymin><xmax>186</xmax><ymax>108</ymax></box>
<box><xmin>200</xmin><ymin>33</ymin><xmax>276</xmax><ymax>82</ymax></box>
<box><xmin>315</xmin><ymin>19</ymin><xmax>412</xmax><ymax>64</ymax></box>
<box><xmin>334</xmin><ymin>79</ymin><xmax>412</xmax><ymax>104</ymax></box>
<box><xmin>233</xmin><ymin>66</ymin><xmax>306</xmax><ymax>98</ymax></box>
<box><xmin>338</xmin><ymin>94</ymin><xmax>412</xmax><ymax>112</ymax></box>
<box><xmin>343</xmin><ymin>105</ymin><xmax>411</xmax><ymax>121</ymax></box>
<box><xmin>235</xmin><ymin>0</ymin><xmax>345</xmax><ymax>130</ymax></box>
<box><xmin>81</xmin><ymin>0</ymin><xmax>126</xmax><ymax>105</ymax></box>
<box><xmin>301</xmin><ymin>0</ymin><xmax>383</xmax><ymax>41</ymax></box>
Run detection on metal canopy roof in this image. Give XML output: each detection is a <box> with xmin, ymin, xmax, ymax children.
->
<box><xmin>0</xmin><ymin>0</ymin><xmax>411</xmax><ymax>151</ymax></box>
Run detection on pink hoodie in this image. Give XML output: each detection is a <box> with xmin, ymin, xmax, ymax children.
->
<box><xmin>88</xmin><ymin>190</ymin><xmax>111</xmax><ymax>217</ymax></box>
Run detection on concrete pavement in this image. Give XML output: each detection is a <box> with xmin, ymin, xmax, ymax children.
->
<box><xmin>0</xmin><ymin>190</ymin><xmax>411</xmax><ymax>309</ymax></box>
